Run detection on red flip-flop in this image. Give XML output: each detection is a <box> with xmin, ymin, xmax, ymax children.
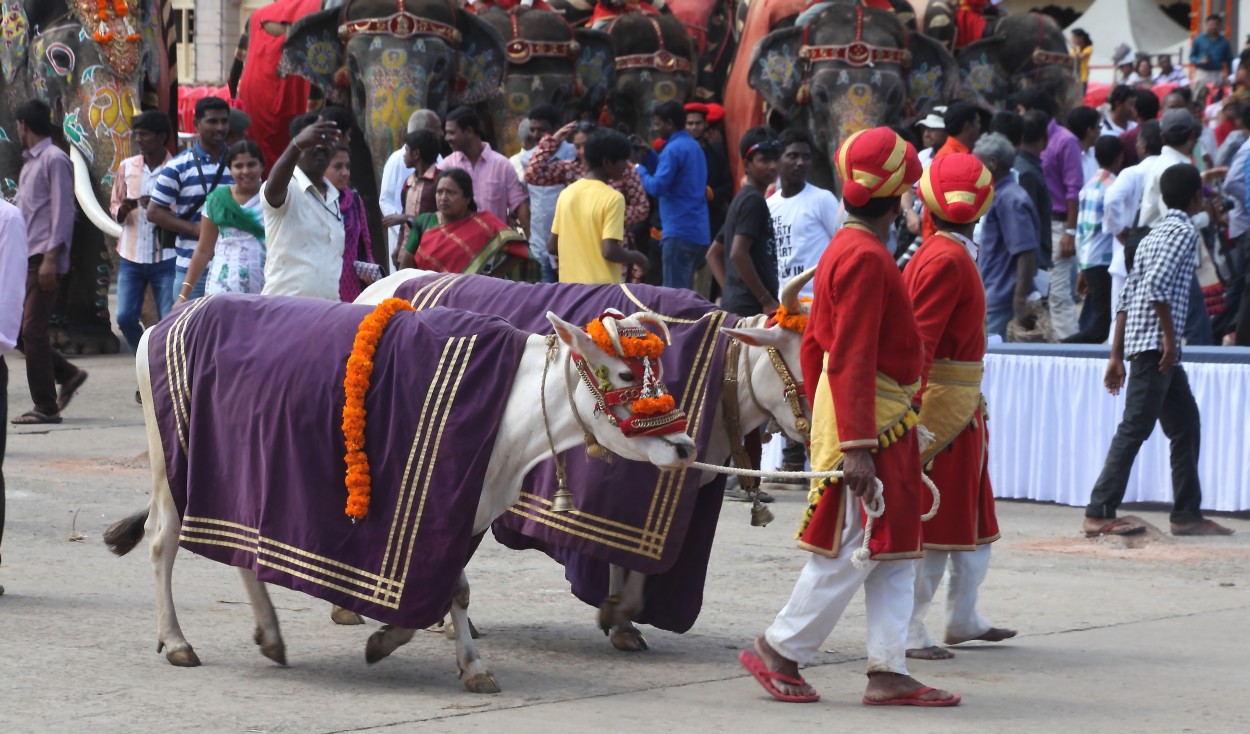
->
<box><xmin>863</xmin><ymin>685</ymin><xmax>961</xmax><ymax>707</ymax></box>
<box><xmin>738</xmin><ymin>649</ymin><xmax>820</xmax><ymax>703</ymax></box>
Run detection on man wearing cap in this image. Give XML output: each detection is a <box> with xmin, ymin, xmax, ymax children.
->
<box><xmin>738</xmin><ymin>127</ymin><xmax>960</xmax><ymax>708</ymax></box>
<box><xmin>922</xmin><ymin>102</ymin><xmax>981</xmax><ymax>241</ymax></box>
<box><xmin>916</xmin><ymin>107</ymin><xmax>948</xmax><ymax>170</ymax></box>
<box><xmin>903</xmin><ymin>153</ymin><xmax>1015</xmax><ymax>661</ymax></box>
<box><xmin>1140</xmin><ymin>109</ymin><xmax>1202</xmax><ymax>227</ymax></box>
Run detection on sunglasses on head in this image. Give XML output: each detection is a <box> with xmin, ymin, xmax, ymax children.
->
<box><xmin>744</xmin><ymin>139</ymin><xmax>782</xmax><ymax>159</ymax></box>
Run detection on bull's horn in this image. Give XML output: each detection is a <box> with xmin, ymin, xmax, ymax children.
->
<box><xmin>779</xmin><ymin>266</ymin><xmax>817</xmax><ymax>314</ymax></box>
<box><xmin>70</xmin><ymin>146</ymin><xmax>122</xmax><ymax>240</ymax></box>
<box><xmin>630</xmin><ymin>312</ymin><xmax>673</xmax><ymax>345</ymax></box>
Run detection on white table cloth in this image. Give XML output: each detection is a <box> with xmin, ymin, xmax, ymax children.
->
<box><xmin>763</xmin><ymin>345</ymin><xmax>1250</xmax><ymax>511</ymax></box>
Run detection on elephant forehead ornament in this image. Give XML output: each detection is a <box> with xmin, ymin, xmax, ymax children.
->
<box><xmin>610</xmin><ymin>16</ymin><xmax>691</xmax><ymax>74</ymax></box>
<box><xmin>794</xmin><ymin>5</ymin><xmax>909</xmax><ymax>107</ymax></box>
<box><xmin>72</xmin><ymin>0</ymin><xmax>142</xmax><ymax>77</ymax></box>
<box><xmin>503</xmin><ymin>10</ymin><xmax>580</xmax><ymax>64</ymax></box>
<box><xmin>338</xmin><ymin>0</ymin><xmax>463</xmax><ymax>46</ymax></box>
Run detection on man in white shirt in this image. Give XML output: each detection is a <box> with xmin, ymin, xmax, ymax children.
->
<box><xmin>767</xmin><ymin>128</ymin><xmax>838</xmax><ymax>477</ymax></box>
<box><xmin>1103</xmin><ymin>120</ymin><xmax>1163</xmax><ymax>315</ymax></box>
<box><xmin>517</xmin><ymin>105</ymin><xmax>576</xmax><ymax>282</ymax></box>
<box><xmin>1139</xmin><ymin>110</ymin><xmax>1201</xmax><ymax>228</ymax></box>
<box><xmin>378</xmin><ymin>109</ymin><xmax>442</xmax><ymax>272</ymax></box>
<box><xmin>1099</xmin><ymin>85</ymin><xmax>1138</xmax><ymax>137</ymax></box>
<box><xmin>915</xmin><ymin>107</ymin><xmax>947</xmax><ymax>171</ymax></box>
<box><xmin>257</xmin><ymin>114</ymin><xmax>345</xmax><ymax>301</ymax></box>
<box><xmin>1154</xmin><ymin>54</ymin><xmax>1188</xmax><ymax>86</ymax></box>
<box><xmin>0</xmin><ymin>198</ymin><xmax>28</xmax><ymax>597</ymax></box>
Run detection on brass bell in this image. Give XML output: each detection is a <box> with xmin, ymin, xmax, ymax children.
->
<box><xmin>750</xmin><ymin>498</ymin><xmax>774</xmax><ymax>527</ymax></box>
<box><xmin>551</xmin><ymin>477</ymin><xmax>575</xmax><ymax>513</ymax></box>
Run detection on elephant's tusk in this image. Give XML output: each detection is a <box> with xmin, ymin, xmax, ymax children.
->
<box><xmin>70</xmin><ymin>146</ymin><xmax>122</xmax><ymax>240</ymax></box>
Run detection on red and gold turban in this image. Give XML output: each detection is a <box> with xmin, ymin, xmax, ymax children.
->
<box><xmin>834</xmin><ymin>127</ymin><xmax>922</xmax><ymax>208</ymax></box>
<box><xmin>918</xmin><ymin>153</ymin><xmax>994</xmax><ymax>225</ymax></box>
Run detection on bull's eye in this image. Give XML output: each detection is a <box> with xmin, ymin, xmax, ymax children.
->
<box><xmin>618</xmin><ymin>370</ymin><xmax>635</xmax><ymax>383</ymax></box>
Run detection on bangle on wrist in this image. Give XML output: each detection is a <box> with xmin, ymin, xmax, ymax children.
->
<box><xmin>179</xmin><ymin>281</ymin><xmax>193</xmax><ymax>292</ymax></box>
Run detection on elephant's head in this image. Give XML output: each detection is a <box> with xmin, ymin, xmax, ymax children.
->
<box><xmin>957</xmin><ymin>13</ymin><xmax>1077</xmax><ymax>119</ymax></box>
<box><xmin>280</xmin><ymin>0</ymin><xmax>507</xmax><ymax>182</ymax></box>
<box><xmin>748</xmin><ymin>6</ymin><xmax>912</xmax><ymax>190</ymax></box>
<box><xmin>478</xmin><ymin>7</ymin><xmax>614</xmax><ymax>156</ymax></box>
<box><xmin>604</xmin><ymin>13</ymin><xmax>694</xmax><ymax>136</ymax></box>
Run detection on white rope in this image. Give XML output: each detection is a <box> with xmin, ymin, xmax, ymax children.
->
<box><xmin>688</xmin><ymin>461</ymin><xmax>839</xmax><ymax>479</ymax></box>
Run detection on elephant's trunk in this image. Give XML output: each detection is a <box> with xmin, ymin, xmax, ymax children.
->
<box><xmin>70</xmin><ymin>147</ymin><xmax>122</xmax><ymax>240</ymax></box>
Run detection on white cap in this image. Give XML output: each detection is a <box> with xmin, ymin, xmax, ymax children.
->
<box><xmin>916</xmin><ymin>106</ymin><xmax>947</xmax><ymax>130</ymax></box>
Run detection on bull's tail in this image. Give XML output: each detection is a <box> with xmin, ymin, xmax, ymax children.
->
<box><xmin>103</xmin><ymin>509</ymin><xmax>150</xmax><ymax>556</ymax></box>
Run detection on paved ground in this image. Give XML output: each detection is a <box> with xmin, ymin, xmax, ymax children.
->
<box><xmin>3</xmin><ymin>350</ymin><xmax>1249</xmax><ymax>733</ymax></box>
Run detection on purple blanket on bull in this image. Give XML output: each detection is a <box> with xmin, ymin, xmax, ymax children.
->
<box><xmin>394</xmin><ymin>273</ymin><xmax>736</xmax><ymax>632</ymax></box>
<box><xmin>146</xmin><ymin>294</ymin><xmax>527</xmax><ymax>629</ymax></box>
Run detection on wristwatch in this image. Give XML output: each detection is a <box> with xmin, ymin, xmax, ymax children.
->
<box><xmin>1064</xmin><ymin>228</ymin><xmax>1077</xmax><ymax>237</ymax></box>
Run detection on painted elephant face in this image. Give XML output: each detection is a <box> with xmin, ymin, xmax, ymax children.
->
<box><xmin>31</xmin><ymin>24</ymin><xmax>141</xmax><ymax>200</ymax></box>
<box><xmin>282</xmin><ymin>4</ymin><xmax>505</xmax><ymax>182</ymax></box>
<box><xmin>957</xmin><ymin>14</ymin><xmax>1076</xmax><ymax>119</ymax></box>
<box><xmin>805</xmin><ymin>66</ymin><xmax>906</xmax><ymax>176</ymax></box>
<box><xmin>606</xmin><ymin>14</ymin><xmax>694</xmax><ymax>136</ymax></box>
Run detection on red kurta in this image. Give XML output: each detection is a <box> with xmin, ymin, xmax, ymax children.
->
<box><xmin>799</xmin><ymin>225</ymin><xmax>926</xmax><ymax>559</ymax></box>
<box><xmin>903</xmin><ymin>233</ymin><xmax>1000</xmax><ymax>549</ymax></box>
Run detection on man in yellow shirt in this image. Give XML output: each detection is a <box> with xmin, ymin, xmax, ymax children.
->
<box><xmin>550</xmin><ymin>130</ymin><xmax>649</xmax><ymax>283</ymax></box>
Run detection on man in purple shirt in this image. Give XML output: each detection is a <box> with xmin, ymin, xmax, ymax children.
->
<box><xmin>11</xmin><ymin>100</ymin><xmax>87</xmax><ymax>425</ymax></box>
<box><xmin>1017</xmin><ymin>89</ymin><xmax>1082</xmax><ymax>340</ymax></box>
<box><xmin>440</xmin><ymin>107</ymin><xmax>530</xmax><ymax>236</ymax></box>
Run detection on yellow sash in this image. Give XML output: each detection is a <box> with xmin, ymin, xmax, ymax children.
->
<box><xmin>916</xmin><ymin>359</ymin><xmax>984</xmax><ymax>465</ymax></box>
<box><xmin>798</xmin><ymin>357</ymin><xmax>920</xmax><ymax>537</ymax></box>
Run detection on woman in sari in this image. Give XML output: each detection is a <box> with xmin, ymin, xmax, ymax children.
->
<box><xmin>398</xmin><ymin>167</ymin><xmax>531</xmax><ymax>278</ymax></box>
<box><xmin>179</xmin><ymin>141</ymin><xmax>266</xmax><ymax>301</ymax></box>
<box><xmin>328</xmin><ymin>144</ymin><xmax>378</xmax><ymax>301</ymax></box>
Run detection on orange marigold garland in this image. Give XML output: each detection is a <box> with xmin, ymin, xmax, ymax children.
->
<box><xmin>585</xmin><ymin>317</ymin><xmax>664</xmax><ymax>360</ymax></box>
<box><xmin>631</xmin><ymin>394</ymin><xmax>675</xmax><ymax>416</ymax></box>
<box><xmin>342</xmin><ymin>298</ymin><xmax>414</xmax><ymax>520</ymax></box>
<box><xmin>772</xmin><ymin>297</ymin><xmax>811</xmax><ymax>334</ymax></box>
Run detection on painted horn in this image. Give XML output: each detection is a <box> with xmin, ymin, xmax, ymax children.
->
<box><xmin>779</xmin><ymin>266</ymin><xmax>817</xmax><ymax>314</ymax></box>
<box><xmin>70</xmin><ymin>147</ymin><xmax>123</xmax><ymax>240</ymax></box>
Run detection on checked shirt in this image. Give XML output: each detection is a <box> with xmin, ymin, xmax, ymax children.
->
<box><xmin>1116</xmin><ymin>209</ymin><xmax>1197</xmax><ymax>358</ymax></box>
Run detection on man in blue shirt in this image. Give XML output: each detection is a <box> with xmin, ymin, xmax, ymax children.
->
<box><xmin>637</xmin><ymin>100</ymin><xmax>710</xmax><ymax>289</ymax></box>
<box><xmin>1190</xmin><ymin>14</ymin><xmax>1233</xmax><ymax>87</ymax></box>
<box><xmin>974</xmin><ymin>133</ymin><xmax>1040</xmax><ymax>338</ymax></box>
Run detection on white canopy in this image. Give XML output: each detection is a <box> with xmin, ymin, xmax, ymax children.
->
<box><xmin>1064</xmin><ymin>0</ymin><xmax>1191</xmax><ymax>67</ymax></box>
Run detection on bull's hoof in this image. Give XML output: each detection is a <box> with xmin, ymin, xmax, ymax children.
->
<box><xmin>597</xmin><ymin>594</ymin><xmax>622</xmax><ymax>633</ymax></box>
<box><xmin>610</xmin><ymin>628</ymin><xmax>649</xmax><ymax>652</ymax></box>
<box><xmin>463</xmin><ymin>673</ymin><xmax>501</xmax><ymax>694</ymax></box>
<box><xmin>365</xmin><ymin>626</ymin><xmax>392</xmax><ymax>665</ymax></box>
<box><xmin>260</xmin><ymin>640</ymin><xmax>287</xmax><ymax>666</ymax></box>
<box><xmin>331</xmin><ymin>605</ymin><xmax>364</xmax><ymax>625</ymax></box>
<box><xmin>166</xmin><ymin>646</ymin><xmax>202</xmax><ymax>667</ymax></box>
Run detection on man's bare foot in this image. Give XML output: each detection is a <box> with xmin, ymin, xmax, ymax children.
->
<box><xmin>945</xmin><ymin>627</ymin><xmax>1017</xmax><ymax>645</ymax></box>
<box><xmin>752</xmin><ymin>636</ymin><xmax>817</xmax><ymax>699</ymax></box>
<box><xmin>906</xmin><ymin>645</ymin><xmax>955</xmax><ymax>660</ymax></box>
<box><xmin>863</xmin><ymin>672</ymin><xmax>958</xmax><ymax>704</ymax></box>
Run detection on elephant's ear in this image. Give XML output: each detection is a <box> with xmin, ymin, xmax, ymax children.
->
<box><xmin>278</xmin><ymin>8</ymin><xmax>343</xmax><ymax>99</ymax></box>
<box><xmin>748</xmin><ymin>27</ymin><xmax>804</xmax><ymax>120</ymax></box>
<box><xmin>454</xmin><ymin>9</ymin><xmax>506</xmax><ymax>106</ymax></box>
<box><xmin>906</xmin><ymin>32</ymin><xmax>962</xmax><ymax>120</ymax></box>
<box><xmin>0</xmin><ymin>1</ymin><xmax>28</xmax><ymax>83</ymax></box>
<box><xmin>956</xmin><ymin>36</ymin><xmax>1008</xmax><ymax>107</ymax></box>
<box><xmin>573</xmin><ymin>28</ymin><xmax>615</xmax><ymax>114</ymax></box>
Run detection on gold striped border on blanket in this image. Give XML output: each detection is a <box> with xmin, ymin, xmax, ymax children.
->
<box><xmin>409</xmin><ymin>273</ymin><xmax>462</xmax><ymax>311</ymax></box>
<box><xmin>164</xmin><ymin>296</ymin><xmax>213</xmax><ymax>452</ymax></box>
<box><xmin>374</xmin><ymin>334</ymin><xmax>477</xmax><ymax>605</ymax></box>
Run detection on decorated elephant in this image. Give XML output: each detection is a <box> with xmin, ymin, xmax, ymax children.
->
<box><xmin>744</xmin><ymin>4</ymin><xmax>962</xmax><ymax>190</ymax></box>
<box><xmin>955</xmin><ymin>12</ymin><xmax>1077</xmax><ymax>117</ymax></box>
<box><xmin>278</xmin><ymin>0</ymin><xmax>509</xmax><ymax>185</ymax></box>
<box><xmin>476</xmin><ymin>5</ymin><xmax>614</xmax><ymax>156</ymax></box>
<box><xmin>658</xmin><ymin>0</ymin><xmax>735</xmax><ymax>102</ymax></box>
<box><xmin>598</xmin><ymin>10</ymin><xmax>695</xmax><ymax>136</ymax></box>
<box><xmin>0</xmin><ymin>0</ymin><xmax>171</xmax><ymax>353</ymax></box>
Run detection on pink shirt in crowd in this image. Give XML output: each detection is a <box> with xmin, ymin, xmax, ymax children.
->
<box><xmin>439</xmin><ymin>143</ymin><xmax>528</xmax><ymax>223</ymax></box>
<box><xmin>17</xmin><ymin>137</ymin><xmax>75</xmax><ymax>273</ymax></box>
<box><xmin>110</xmin><ymin>152</ymin><xmax>174</xmax><ymax>264</ymax></box>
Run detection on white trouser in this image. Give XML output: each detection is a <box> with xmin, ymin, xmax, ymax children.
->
<box><xmin>1049</xmin><ymin>220</ymin><xmax>1079</xmax><ymax>339</ymax></box>
<box><xmin>906</xmin><ymin>544</ymin><xmax>993</xmax><ymax>649</ymax></box>
<box><xmin>765</xmin><ymin>492</ymin><xmax>917</xmax><ymax>674</ymax></box>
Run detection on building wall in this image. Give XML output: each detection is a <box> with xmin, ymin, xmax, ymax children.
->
<box><xmin>173</xmin><ymin>0</ymin><xmax>277</xmax><ymax>85</ymax></box>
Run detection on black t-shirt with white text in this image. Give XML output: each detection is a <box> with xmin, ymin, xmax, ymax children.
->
<box><xmin>717</xmin><ymin>186</ymin><xmax>778</xmax><ymax>316</ymax></box>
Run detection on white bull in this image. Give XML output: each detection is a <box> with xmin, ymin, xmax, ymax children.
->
<box><xmin>356</xmin><ymin>270</ymin><xmax>816</xmax><ymax>651</ymax></box>
<box><xmin>104</xmin><ymin>309</ymin><xmax>697</xmax><ymax>693</ymax></box>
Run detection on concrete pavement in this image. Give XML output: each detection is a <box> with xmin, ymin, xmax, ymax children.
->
<box><xmin>2</xmin><ymin>350</ymin><xmax>1248</xmax><ymax>733</ymax></box>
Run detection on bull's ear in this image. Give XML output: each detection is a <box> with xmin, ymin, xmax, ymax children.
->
<box><xmin>1</xmin><ymin>1</ymin><xmax>27</xmax><ymax>83</ymax></box>
<box><xmin>454</xmin><ymin>9</ymin><xmax>506</xmax><ymax>106</ymax></box>
<box><xmin>748</xmin><ymin>27</ymin><xmax>804</xmax><ymax>120</ymax></box>
<box><xmin>573</xmin><ymin>29</ymin><xmax>615</xmax><ymax>115</ymax></box>
<box><xmin>278</xmin><ymin>8</ymin><xmax>342</xmax><ymax>100</ymax></box>
<box><xmin>547</xmin><ymin>312</ymin><xmax>600</xmax><ymax>358</ymax></box>
<box><xmin>906</xmin><ymin>33</ymin><xmax>962</xmax><ymax>122</ymax></box>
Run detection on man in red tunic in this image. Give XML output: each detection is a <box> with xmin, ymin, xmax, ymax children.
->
<box><xmin>902</xmin><ymin>153</ymin><xmax>1017</xmax><ymax>661</ymax></box>
<box><xmin>738</xmin><ymin>128</ymin><xmax>960</xmax><ymax>707</ymax></box>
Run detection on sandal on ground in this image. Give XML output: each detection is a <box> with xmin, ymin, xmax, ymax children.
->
<box><xmin>57</xmin><ymin>370</ymin><xmax>89</xmax><ymax>411</ymax></box>
<box><xmin>862</xmin><ymin>685</ymin><xmax>961</xmax><ymax>707</ymax></box>
<box><xmin>1083</xmin><ymin>519</ymin><xmax>1145</xmax><ymax>538</ymax></box>
<box><xmin>11</xmin><ymin>410</ymin><xmax>62</xmax><ymax>425</ymax></box>
<box><xmin>725</xmin><ymin>486</ymin><xmax>774</xmax><ymax>503</ymax></box>
<box><xmin>738</xmin><ymin>649</ymin><xmax>820</xmax><ymax>703</ymax></box>
<box><xmin>1170</xmin><ymin>520</ymin><xmax>1235</xmax><ymax>536</ymax></box>
<box><xmin>773</xmin><ymin>463</ymin><xmax>809</xmax><ymax>486</ymax></box>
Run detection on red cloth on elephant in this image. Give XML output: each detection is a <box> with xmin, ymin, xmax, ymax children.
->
<box><xmin>798</xmin><ymin>225</ymin><xmax>926</xmax><ymax>559</ymax></box>
<box><xmin>724</xmin><ymin>0</ymin><xmax>809</xmax><ymax>188</ymax></box>
<box><xmin>902</xmin><ymin>232</ymin><xmax>1001</xmax><ymax>548</ymax></box>
<box><xmin>590</xmin><ymin>1</ymin><xmax>660</xmax><ymax>25</ymax></box>
<box><xmin>469</xmin><ymin>0</ymin><xmax>553</xmax><ymax>12</ymax></box>
<box><xmin>236</xmin><ymin>0</ymin><xmax>322</xmax><ymax>175</ymax></box>
<box><xmin>954</xmin><ymin>0</ymin><xmax>990</xmax><ymax>51</ymax></box>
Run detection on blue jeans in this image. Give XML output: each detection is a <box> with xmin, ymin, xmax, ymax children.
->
<box><xmin>660</xmin><ymin>236</ymin><xmax>707</xmax><ymax>290</ymax></box>
<box><xmin>1185</xmin><ymin>275</ymin><xmax>1213</xmax><ymax>346</ymax></box>
<box><xmin>117</xmin><ymin>258</ymin><xmax>176</xmax><ymax>352</ymax></box>
<box><xmin>986</xmin><ymin>307</ymin><xmax>1013</xmax><ymax>338</ymax></box>
<box><xmin>174</xmin><ymin>265</ymin><xmax>208</xmax><ymax>302</ymax></box>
